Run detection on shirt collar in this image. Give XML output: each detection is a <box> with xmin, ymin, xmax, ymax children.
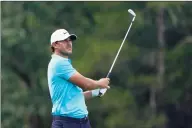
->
<box><xmin>52</xmin><ymin>54</ymin><xmax>72</xmax><ymax>63</ymax></box>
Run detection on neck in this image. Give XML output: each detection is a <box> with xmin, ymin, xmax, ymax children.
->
<box><xmin>54</xmin><ymin>51</ymin><xmax>68</xmax><ymax>59</ymax></box>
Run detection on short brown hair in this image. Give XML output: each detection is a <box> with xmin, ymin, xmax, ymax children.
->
<box><xmin>51</xmin><ymin>46</ymin><xmax>55</xmax><ymax>53</ymax></box>
<box><xmin>51</xmin><ymin>42</ymin><xmax>58</xmax><ymax>53</ymax></box>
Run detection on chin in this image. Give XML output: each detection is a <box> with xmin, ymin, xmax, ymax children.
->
<box><xmin>68</xmin><ymin>50</ymin><xmax>72</xmax><ymax>54</ymax></box>
<box><xmin>60</xmin><ymin>51</ymin><xmax>72</xmax><ymax>56</ymax></box>
<box><xmin>67</xmin><ymin>51</ymin><xmax>72</xmax><ymax>56</ymax></box>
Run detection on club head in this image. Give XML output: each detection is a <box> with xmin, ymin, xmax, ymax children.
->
<box><xmin>128</xmin><ymin>9</ymin><xmax>136</xmax><ymax>17</ymax></box>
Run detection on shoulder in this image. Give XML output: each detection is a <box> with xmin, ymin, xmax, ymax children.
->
<box><xmin>52</xmin><ymin>59</ymin><xmax>71</xmax><ymax>68</ymax></box>
<box><xmin>49</xmin><ymin>55</ymin><xmax>70</xmax><ymax>65</ymax></box>
<box><xmin>48</xmin><ymin>55</ymin><xmax>74</xmax><ymax>69</ymax></box>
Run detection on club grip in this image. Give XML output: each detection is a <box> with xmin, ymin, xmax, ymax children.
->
<box><xmin>98</xmin><ymin>72</ymin><xmax>111</xmax><ymax>97</ymax></box>
<box><xmin>106</xmin><ymin>72</ymin><xmax>111</xmax><ymax>78</ymax></box>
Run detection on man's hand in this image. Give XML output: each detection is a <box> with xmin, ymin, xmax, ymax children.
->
<box><xmin>85</xmin><ymin>78</ymin><xmax>110</xmax><ymax>99</ymax></box>
<box><xmin>91</xmin><ymin>88</ymin><xmax>109</xmax><ymax>97</ymax></box>
<box><xmin>91</xmin><ymin>88</ymin><xmax>100</xmax><ymax>97</ymax></box>
<box><xmin>96</xmin><ymin>78</ymin><xmax>110</xmax><ymax>89</ymax></box>
<box><xmin>91</xmin><ymin>78</ymin><xmax>110</xmax><ymax>97</ymax></box>
<box><xmin>98</xmin><ymin>88</ymin><xmax>107</xmax><ymax>97</ymax></box>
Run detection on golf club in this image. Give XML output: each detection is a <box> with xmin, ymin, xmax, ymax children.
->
<box><xmin>98</xmin><ymin>9</ymin><xmax>136</xmax><ymax>97</ymax></box>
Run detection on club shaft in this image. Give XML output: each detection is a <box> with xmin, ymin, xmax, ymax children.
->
<box><xmin>99</xmin><ymin>16</ymin><xmax>136</xmax><ymax>96</ymax></box>
<box><xmin>106</xmin><ymin>19</ymin><xmax>134</xmax><ymax>78</ymax></box>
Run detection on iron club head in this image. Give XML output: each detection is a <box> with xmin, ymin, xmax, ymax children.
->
<box><xmin>128</xmin><ymin>9</ymin><xmax>136</xmax><ymax>17</ymax></box>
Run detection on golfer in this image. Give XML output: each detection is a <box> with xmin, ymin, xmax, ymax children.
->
<box><xmin>47</xmin><ymin>29</ymin><xmax>110</xmax><ymax>128</ymax></box>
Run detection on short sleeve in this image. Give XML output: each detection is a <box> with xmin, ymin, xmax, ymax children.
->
<box><xmin>55</xmin><ymin>60</ymin><xmax>76</xmax><ymax>80</ymax></box>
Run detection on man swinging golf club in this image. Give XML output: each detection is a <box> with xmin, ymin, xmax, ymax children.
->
<box><xmin>47</xmin><ymin>29</ymin><xmax>110</xmax><ymax>128</ymax></box>
<box><xmin>48</xmin><ymin>9</ymin><xmax>136</xmax><ymax>128</ymax></box>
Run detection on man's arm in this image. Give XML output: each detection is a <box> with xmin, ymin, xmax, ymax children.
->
<box><xmin>83</xmin><ymin>91</ymin><xmax>92</xmax><ymax>100</ymax></box>
<box><xmin>83</xmin><ymin>78</ymin><xmax>101</xmax><ymax>100</ymax></box>
<box><xmin>69</xmin><ymin>72</ymin><xmax>110</xmax><ymax>90</ymax></box>
<box><xmin>55</xmin><ymin>60</ymin><xmax>110</xmax><ymax>90</ymax></box>
<box><xmin>83</xmin><ymin>88</ymin><xmax>101</xmax><ymax>100</ymax></box>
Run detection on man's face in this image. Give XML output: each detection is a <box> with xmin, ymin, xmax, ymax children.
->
<box><xmin>54</xmin><ymin>38</ymin><xmax>73</xmax><ymax>56</ymax></box>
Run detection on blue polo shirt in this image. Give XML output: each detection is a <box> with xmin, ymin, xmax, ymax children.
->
<box><xmin>47</xmin><ymin>54</ymin><xmax>88</xmax><ymax>118</ymax></box>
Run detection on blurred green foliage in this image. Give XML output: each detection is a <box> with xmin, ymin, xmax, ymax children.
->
<box><xmin>1</xmin><ymin>1</ymin><xmax>192</xmax><ymax>128</ymax></box>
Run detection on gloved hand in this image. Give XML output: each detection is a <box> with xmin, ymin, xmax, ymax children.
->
<box><xmin>91</xmin><ymin>88</ymin><xmax>107</xmax><ymax>97</ymax></box>
<box><xmin>98</xmin><ymin>88</ymin><xmax>107</xmax><ymax>97</ymax></box>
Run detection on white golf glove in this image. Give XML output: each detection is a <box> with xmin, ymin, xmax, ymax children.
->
<box><xmin>91</xmin><ymin>88</ymin><xmax>108</xmax><ymax>97</ymax></box>
<box><xmin>98</xmin><ymin>88</ymin><xmax>107</xmax><ymax>97</ymax></box>
<box><xmin>91</xmin><ymin>88</ymin><xmax>105</xmax><ymax>97</ymax></box>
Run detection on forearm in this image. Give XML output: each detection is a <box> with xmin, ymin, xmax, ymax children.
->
<box><xmin>83</xmin><ymin>88</ymin><xmax>100</xmax><ymax>100</ymax></box>
<box><xmin>69</xmin><ymin>72</ymin><xmax>100</xmax><ymax>90</ymax></box>
<box><xmin>69</xmin><ymin>72</ymin><xmax>109</xmax><ymax>91</ymax></box>
<box><xmin>83</xmin><ymin>91</ymin><xmax>92</xmax><ymax>100</ymax></box>
<box><xmin>84</xmin><ymin>78</ymin><xmax>99</xmax><ymax>90</ymax></box>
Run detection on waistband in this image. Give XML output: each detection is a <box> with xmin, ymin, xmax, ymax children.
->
<box><xmin>52</xmin><ymin>115</ymin><xmax>89</xmax><ymax>123</ymax></box>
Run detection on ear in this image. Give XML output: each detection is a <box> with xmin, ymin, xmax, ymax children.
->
<box><xmin>52</xmin><ymin>42</ymin><xmax>59</xmax><ymax>49</ymax></box>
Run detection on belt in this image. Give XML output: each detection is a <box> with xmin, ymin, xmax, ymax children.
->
<box><xmin>52</xmin><ymin>115</ymin><xmax>89</xmax><ymax>123</ymax></box>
